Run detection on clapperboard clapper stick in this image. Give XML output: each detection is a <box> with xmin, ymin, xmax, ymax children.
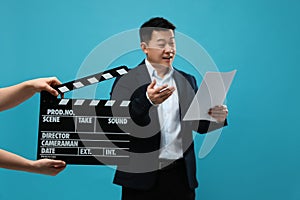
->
<box><xmin>37</xmin><ymin>66</ymin><xmax>131</xmax><ymax>165</ymax></box>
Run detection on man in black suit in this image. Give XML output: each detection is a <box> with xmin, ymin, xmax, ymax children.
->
<box><xmin>110</xmin><ymin>17</ymin><xmax>228</xmax><ymax>200</ymax></box>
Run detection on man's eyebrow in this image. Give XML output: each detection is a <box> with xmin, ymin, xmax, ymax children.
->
<box><xmin>156</xmin><ymin>38</ymin><xmax>166</xmax><ymax>42</ymax></box>
<box><xmin>156</xmin><ymin>37</ymin><xmax>175</xmax><ymax>42</ymax></box>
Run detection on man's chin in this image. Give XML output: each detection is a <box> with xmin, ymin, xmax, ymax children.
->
<box><xmin>161</xmin><ymin>60</ymin><xmax>173</xmax><ymax>67</ymax></box>
<box><xmin>154</xmin><ymin>63</ymin><xmax>172</xmax><ymax>69</ymax></box>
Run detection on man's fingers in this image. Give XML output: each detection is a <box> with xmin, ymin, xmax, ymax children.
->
<box><xmin>212</xmin><ymin>105</ymin><xmax>227</xmax><ymax>110</ymax></box>
<box><xmin>208</xmin><ymin>105</ymin><xmax>228</xmax><ymax>122</ymax></box>
<box><xmin>159</xmin><ymin>87</ymin><xmax>175</xmax><ymax>98</ymax></box>
<box><xmin>209</xmin><ymin>110</ymin><xmax>228</xmax><ymax>114</ymax></box>
<box><xmin>155</xmin><ymin>84</ymin><xmax>169</xmax><ymax>93</ymax></box>
<box><xmin>162</xmin><ymin>91</ymin><xmax>174</xmax><ymax>100</ymax></box>
<box><xmin>209</xmin><ymin>105</ymin><xmax>228</xmax><ymax>113</ymax></box>
<box><xmin>148</xmin><ymin>79</ymin><xmax>157</xmax><ymax>90</ymax></box>
<box><xmin>209</xmin><ymin>112</ymin><xmax>227</xmax><ymax>122</ymax></box>
<box><xmin>210</xmin><ymin>113</ymin><xmax>227</xmax><ymax>118</ymax></box>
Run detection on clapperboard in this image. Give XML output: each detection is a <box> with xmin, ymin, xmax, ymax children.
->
<box><xmin>37</xmin><ymin>66</ymin><xmax>131</xmax><ymax>165</ymax></box>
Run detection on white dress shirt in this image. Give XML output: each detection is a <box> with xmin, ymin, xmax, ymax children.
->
<box><xmin>145</xmin><ymin>59</ymin><xmax>183</xmax><ymax>160</ymax></box>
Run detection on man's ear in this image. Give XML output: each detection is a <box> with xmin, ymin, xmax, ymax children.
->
<box><xmin>140</xmin><ymin>42</ymin><xmax>148</xmax><ymax>54</ymax></box>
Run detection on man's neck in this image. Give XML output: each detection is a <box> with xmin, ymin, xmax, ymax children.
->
<box><xmin>154</xmin><ymin>65</ymin><xmax>170</xmax><ymax>78</ymax></box>
<box><xmin>147</xmin><ymin>61</ymin><xmax>171</xmax><ymax>79</ymax></box>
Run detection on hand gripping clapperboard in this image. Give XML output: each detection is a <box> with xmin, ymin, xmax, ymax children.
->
<box><xmin>37</xmin><ymin>66</ymin><xmax>130</xmax><ymax>165</ymax></box>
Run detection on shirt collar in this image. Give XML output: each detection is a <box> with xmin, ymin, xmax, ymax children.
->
<box><xmin>145</xmin><ymin>59</ymin><xmax>174</xmax><ymax>80</ymax></box>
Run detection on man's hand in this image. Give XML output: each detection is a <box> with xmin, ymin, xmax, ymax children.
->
<box><xmin>147</xmin><ymin>79</ymin><xmax>175</xmax><ymax>105</ymax></box>
<box><xmin>208</xmin><ymin>105</ymin><xmax>228</xmax><ymax>123</ymax></box>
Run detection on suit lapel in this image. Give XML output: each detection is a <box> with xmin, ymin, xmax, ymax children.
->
<box><xmin>173</xmin><ymin>70</ymin><xmax>186</xmax><ymax>120</ymax></box>
<box><xmin>135</xmin><ymin>61</ymin><xmax>152</xmax><ymax>86</ymax></box>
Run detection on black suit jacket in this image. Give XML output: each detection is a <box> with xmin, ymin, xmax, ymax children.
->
<box><xmin>110</xmin><ymin>61</ymin><xmax>227</xmax><ymax>190</ymax></box>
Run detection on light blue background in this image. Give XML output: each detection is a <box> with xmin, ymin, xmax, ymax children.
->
<box><xmin>1</xmin><ymin>0</ymin><xmax>299</xmax><ymax>199</ymax></box>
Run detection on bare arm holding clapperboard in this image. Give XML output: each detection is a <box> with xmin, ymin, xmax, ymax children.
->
<box><xmin>0</xmin><ymin>149</ymin><xmax>65</xmax><ymax>176</ymax></box>
<box><xmin>0</xmin><ymin>77</ymin><xmax>66</xmax><ymax>176</ymax></box>
<box><xmin>0</xmin><ymin>77</ymin><xmax>60</xmax><ymax>112</ymax></box>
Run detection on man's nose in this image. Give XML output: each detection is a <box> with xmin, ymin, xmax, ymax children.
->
<box><xmin>165</xmin><ymin>44</ymin><xmax>175</xmax><ymax>52</ymax></box>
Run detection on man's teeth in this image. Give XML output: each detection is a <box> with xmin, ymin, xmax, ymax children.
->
<box><xmin>163</xmin><ymin>55</ymin><xmax>173</xmax><ymax>59</ymax></box>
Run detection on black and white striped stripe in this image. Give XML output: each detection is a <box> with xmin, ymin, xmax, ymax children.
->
<box><xmin>56</xmin><ymin>66</ymin><xmax>129</xmax><ymax>94</ymax></box>
<box><xmin>58</xmin><ymin>99</ymin><xmax>131</xmax><ymax>107</ymax></box>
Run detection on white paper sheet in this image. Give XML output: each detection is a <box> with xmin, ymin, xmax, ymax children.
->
<box><xmin>183</xmin><ymin>70</ymin><xmax>237</xmax><ymax>121</ymax></box>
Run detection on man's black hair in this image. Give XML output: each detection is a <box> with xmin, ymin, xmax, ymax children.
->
<box><xmin>139</xmin><ymin>17</ymin><xmax>176</xmax><ymax>43</ymax></box>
